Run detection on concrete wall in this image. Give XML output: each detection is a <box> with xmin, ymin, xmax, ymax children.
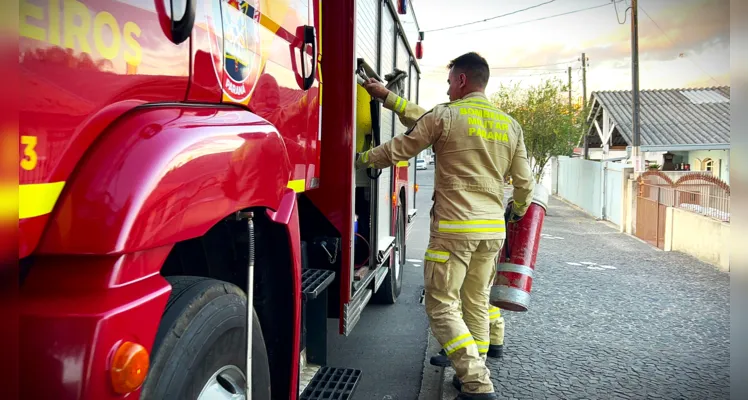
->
<box><xmin>664</xmin><ymin>207</ymin><xmax>730</xmax><ymax>272</ymax></box>
<box><xmin>555</xmin><ymin>156</ymin><xmax>632</xmax><ymax>228</ymax></box>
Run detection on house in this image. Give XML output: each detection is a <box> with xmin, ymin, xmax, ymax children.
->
<box><xmin>578</xmin><ymin>86</ymin><xmax>730</xmax><ymax>183</ymax></box>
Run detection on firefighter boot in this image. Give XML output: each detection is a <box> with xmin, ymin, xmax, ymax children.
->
<box><xmin>451</xmin><ymin>376</ymin><xmax>498</xmax><ymax>400</ymax></box>
<box><xmin>487</xmin><ymin>345</ymin><xmax>503</xmax><ymax>359</ymax></box>
<box><xmin>430</xmin><ymin>349</ymin><xmax>450</xmax><ymax>367</ymax></box>
<box><xmin>488</xmin><ymin>308</ymin><xmax>504</xmax><ymax>359</ymax></box>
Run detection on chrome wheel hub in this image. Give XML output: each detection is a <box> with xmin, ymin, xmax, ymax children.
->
<box><xmin>198</xmin><ymin>365</ymin><xmax>246</xmax><ymax>400</ymax></box>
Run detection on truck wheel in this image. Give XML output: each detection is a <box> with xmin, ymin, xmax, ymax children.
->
<box><xmin>373</xmin><ymin>198</ymin><xmax>405</xmax><ymax>304</ymax></box>
<box><xmin>140</xmin><ymin>276</ymin><xmax>272</xmax><ymax>400</ymax></box>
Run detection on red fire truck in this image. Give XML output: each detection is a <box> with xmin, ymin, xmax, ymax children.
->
<box><xmin>18</xmin><ymin>0</ymin><xmax>425</xmax><ymax>398</ymax></box>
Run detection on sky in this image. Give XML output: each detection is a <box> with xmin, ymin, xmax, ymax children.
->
<box><xmin>407</xmin><ymin>0</ymin><xmax>730</xmax><ymax>110</ymax></box>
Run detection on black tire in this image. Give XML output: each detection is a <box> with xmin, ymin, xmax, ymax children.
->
<box><xmin>373</xmin><ymin>197</ymin><xmax>405</xmax><ymax>304</ymax></box>
<box><xmin>140</xmin><ymin>276</ymin><xmax>272</xmax><ymax>400</ymax></box>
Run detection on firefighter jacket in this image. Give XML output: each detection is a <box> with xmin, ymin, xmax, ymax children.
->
<box><xmin>358</xmin><ymin>91</ymin><xmax>535</xmax><ymax>241</ymax></box>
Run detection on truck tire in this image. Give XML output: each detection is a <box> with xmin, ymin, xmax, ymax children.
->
<box><xmin>140</xmin><ymin>276</ymin><xmax>272</xmax><ymax>400</ymax></box>
<box><xmin>373</xmin><ymin>198</ymin><xmax>405</xmax><ymax>304</ymax></box>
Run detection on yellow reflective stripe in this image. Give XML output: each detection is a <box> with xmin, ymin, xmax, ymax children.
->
<box><xmin>489</xmin><ymin>307</ymin><xmax>502</xmax><ymax>320</ymax></box>
<box><xmin>398</xmin><ymin>97</ymin><xmax>407</xmax><ymax>113</ymax></box>
<box><xmin>361</xmin><ymin>151</ymin><xmax>370</xmax><ymax>163</ymax></box>
<box><xmin>444</xmin><ymin>333</ymin><xmax>476</xmax><ymax>355</ymax></box>
<box><xmin>438</xmin><ymin>219</ymin><xmax>505</xmax><ymax>233</ymax></box>
<box><xmin>396</xmin><ymin>161</ymin><xmax>409</xmax><ymax>167</ymax></box>
<box><xmin>476</xmin><ymin>340</ymin><xmax>490</xmax><ymax>354</ymax></box>
<box><xmin>424</xmin><ymin>249</ymin><xmax>449</xmax><ymax>263</ymax></box>
<box><xmin>19</xmin><ymin>181</ymin><xmax>66</xmax><ymax>219</ymax></box>
<box><xmin>287</xmin><ymin>179</ymin><xmax>305</xmax><ymax>192</ymax></box>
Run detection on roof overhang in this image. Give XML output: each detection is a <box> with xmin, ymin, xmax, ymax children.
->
<box><xmin>624</xmin><ymin>143</ymin><xmax>730</xmax><ymax>153</ymax></box>
<box><xmin>636</xmin><ymin>143</ymin><xmax>730</xmax><ymax>152</ymax></box>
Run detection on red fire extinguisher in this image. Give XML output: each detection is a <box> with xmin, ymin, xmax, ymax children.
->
<box><xmin>490</xmin><ymin>184</ymin><xmax>549</xmax><ymax>312</ymax></box>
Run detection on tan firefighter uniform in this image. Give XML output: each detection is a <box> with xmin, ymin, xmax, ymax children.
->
<box><xmin>357</xmin><ymin>90</ymin><xmax>535</xmax><ymax>394</ymax></box>
<box><xmin>488</xmin><ymin>306</ymin><xmax>504</xmax><ymax>346</ymax></box>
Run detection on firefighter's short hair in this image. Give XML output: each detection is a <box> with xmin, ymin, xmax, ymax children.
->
<box><xmin>447</xmin><ymin>52</ymin><xmax>490</xmax><ymax>88</ymax></box>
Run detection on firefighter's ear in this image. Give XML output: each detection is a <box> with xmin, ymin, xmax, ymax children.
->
<box><xmin>459</xmin><ymin>72</ymin><xmax>468</xmax><ymax>88</ymax></box>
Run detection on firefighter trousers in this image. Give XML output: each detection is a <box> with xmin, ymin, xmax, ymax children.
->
<box><xmin>424</xmin><ymin>236</ymin><xmax>504</xmax><ymax>394</ymax></box>
<box><xmin>456</xmin><ymin>302</ymin><xmax>505</xmax><ymax>346</ymax></box>
<box><xmin>489</xmin><ymin>306</ymin><xmax>505</xmax><ymax>346</ymax></box>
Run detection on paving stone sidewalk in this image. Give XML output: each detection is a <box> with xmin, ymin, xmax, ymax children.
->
<box><xmin>442</xmin><ymin>195</ymin><xmax>730</xmax><ymax>400</ymax></box>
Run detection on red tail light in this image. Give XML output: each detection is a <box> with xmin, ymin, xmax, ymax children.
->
<box><xmin>416</xmin><ymin>42</ymin><xmax>423</xmax><ymax>59</ymax></box>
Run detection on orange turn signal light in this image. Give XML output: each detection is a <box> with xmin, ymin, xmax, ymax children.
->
<box><xmin>414</xmin><ymin>184</ymin><xmax>419</xmax><ymax>193</ymax></box>
<box><xmin>110</xmin><ymin>341</ymin><xmax>150</xmax><ymax>394</ymax></box>
<box><xmin>391</xmin><ymin>193</ymin><xmax>397</xmax><ymax>207</ymax></box>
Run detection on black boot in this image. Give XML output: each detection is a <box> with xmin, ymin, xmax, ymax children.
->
<box><xmin>454</xmin><ymin>392</ymin><xmax>498</xmax><ymax>400</ymax></box>
<box><xmin>487</xmin><ymin>344</ymin><xmax>503</xmax><ymax>359</ymax></box>
<box><xmin>430</xmin><ymin>349</ymin><xmax>450</xmax><ymax>367</ymax></box>
<box><xmin>452</xmin><ymin>374</ymin><xmax>462</xmax><ymax>391</ymax></box>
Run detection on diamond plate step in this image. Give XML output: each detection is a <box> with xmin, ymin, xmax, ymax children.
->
<box><xmin>299</xmin><ymin>366</ymin><xmax>362</xmax><ymax>400</ymax></box>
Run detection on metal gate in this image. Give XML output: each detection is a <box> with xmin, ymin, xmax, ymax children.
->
<box><xmin>636</xmin><ymin>183</ymin><xmax>667</xmax><ymax>249</ymax></box>
<box><xmin>636</xmin><ymin>172</ymin><xmax>677</xmax><ymax>249</ymax></box>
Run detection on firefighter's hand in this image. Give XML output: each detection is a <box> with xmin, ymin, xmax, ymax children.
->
<box><xmin>362</xmin><ymin>78</ymin><xmax>389</xmax><ymax>100</ymax></box>
<box><xmin>355</xmin><ymin>152</ymin><xmax>369</xmax><ymax>170</ymax></box>
<box><xmin>507</xmin><ymin>205</ymin><xmax>524</xmax><ymax>223</ymax></box>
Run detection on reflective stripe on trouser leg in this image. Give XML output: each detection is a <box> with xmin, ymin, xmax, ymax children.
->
<box><xmin>459</xmin><ymin>239</ymin><xmax>503</xmax><ymax>365</ymax></box>
<box><xmin>423</xmin><ymin>237</ymin><xmax>494</xmax><ymax>394</ymax></box>
<box><xmin>489</xmin><ymin>306</ymin><xmax>505</xmax><ymax>346</ymax></box>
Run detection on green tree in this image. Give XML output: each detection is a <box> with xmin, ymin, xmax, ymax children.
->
<box><xmin>490</xmin><ymin>77</ymin><xmax>582</xmax><ymax>183</ymax></box>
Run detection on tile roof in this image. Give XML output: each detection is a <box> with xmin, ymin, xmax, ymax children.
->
<box><xmin>587</xmin><ymin>86</ymin><xmax>730</xmax><ymax>149</ymax></box>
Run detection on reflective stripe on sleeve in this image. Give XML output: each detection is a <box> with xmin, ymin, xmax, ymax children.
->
<box><xmin>476</xmin><ymin>340</ymin><xmax>490</xmax><ymax>354</ymax></box>
<box><xmin>443</xmin><ymin>333</ymin><xmax>476</xmax><ymax>355</ymax></box>
<box><xmin>437</xmin><ymin>219</ymin><xmax>505</xmax><ymax>233</ymax></box>
<box><xmin>489</xmin><ymin>307</ymin><xmax>502</xmax><ymax>320</ymax></box>
<box><xmin>394</xmin><ymin>96</ymin><xmax>408</xmax><ymax>114</ymax></box>
<box><xmin>424</xmin><ymin>249</ymin><xmax>450</xmax><ymax>263</ymax></box>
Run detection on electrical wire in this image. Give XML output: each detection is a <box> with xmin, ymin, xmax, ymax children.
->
<box><xmin>423</xmin><ymin>0</ymin><xmax>556</xmax><ymax>33</ymax></box>
<box><xmin>439</xmin><ymin>1</ymin><xmax>627</xmax><ymax>36</ymax></box>
<box><xmin>639</xmin><ymin>5</ymin><xmax>721</xmax><ymax>86</ymax></box>
<box><xmin>613</xmin><ymin>0</ymin><xmax>631</xmax><ymax>24</ymax></box>
<box><xmin>354</xmin><ymin>233</ymin><xmax>371</xmax><ymax>268</ymax></box>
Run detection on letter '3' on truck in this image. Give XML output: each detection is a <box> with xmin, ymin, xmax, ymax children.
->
<box><xmin>17</xmin><ymin>0</ymin><xmax>425</xmax><ymax>398</ymax></box>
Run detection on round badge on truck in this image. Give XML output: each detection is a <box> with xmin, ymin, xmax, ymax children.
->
<box><xmin>207</xmin><ymin>0</ymin><xmax>263</xmax><ymax>104</ymax></box>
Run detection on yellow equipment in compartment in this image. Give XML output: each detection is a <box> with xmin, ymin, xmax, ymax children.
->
<box><xmin>355</xmin><ymin>83</ymin><xmax>374</xmax><ymax>154</ymax></box>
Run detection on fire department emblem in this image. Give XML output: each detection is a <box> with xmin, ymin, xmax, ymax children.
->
<box><xmin>208</xmin><ymin>0</ymin><xmax>263</xmax><ymax>103</ymax></box>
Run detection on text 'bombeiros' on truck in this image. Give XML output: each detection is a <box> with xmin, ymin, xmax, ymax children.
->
<box><xmin>17</xmin><ymin>0</ymin><xmax>425</xmax><ymax>399</ymax></box>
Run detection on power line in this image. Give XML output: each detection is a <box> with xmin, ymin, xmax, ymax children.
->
<box><xmin>423</xmin><ymin>0</ymin><xmax>556</xmax><ymax>33</ymax></box>
<box><xmin>638</xmin><ymin>5</ymin><xmax>721</xmax><ymax>86</ymax></box>
<box><xmin>440</xmin><ymin>1</ymin><xmax>626</xmax><ymax>36</ymax></box>
<box><xmin>612</xmin><ymin>0</ymin><xmax>631</xmax><ymax>24</ymax></box>
<box><xmin>420</xmin><ymin>60</ymin><xmax>577</xmax><ymax>71</ymax></box>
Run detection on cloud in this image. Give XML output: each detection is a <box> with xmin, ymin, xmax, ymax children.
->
<box><xmin>583</xmin><ymin>0</ymin><xmax>729</xmax><ymax>65</ymax></box>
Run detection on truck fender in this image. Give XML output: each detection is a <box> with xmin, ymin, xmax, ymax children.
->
<box><xmin>39</xmin><ymin>105</ymin><xmax>294</xmax><ymax>255</ymax></box>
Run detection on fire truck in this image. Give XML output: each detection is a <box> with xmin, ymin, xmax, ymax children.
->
<box><xmin>18</xmin><ymin>0</ymin><xmax>425</xmax><ymax>398</ymax></box>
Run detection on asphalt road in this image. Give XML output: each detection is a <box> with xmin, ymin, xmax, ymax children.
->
<box><xmin>325</xmin><ymin>166</ymin><xmax>435</xmax><ymax>400</ymax></box>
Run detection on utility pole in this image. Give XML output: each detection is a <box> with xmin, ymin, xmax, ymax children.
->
<box><xmin>631</xmin><ymin>0</ymin><xmax>643</xmax><ymax>175</ymax></box>
<box><xmin>581</xmin><ymin>52</ymin><xmax>589</xmax><ymax>159</ymax></box>
<box><xmin>568</xmin><ymin>66</ymin><xmax>573</xmax><ymax>144</ymax></box>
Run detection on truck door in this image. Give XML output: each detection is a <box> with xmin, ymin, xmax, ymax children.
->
<box><xmin>204</xmin><ymin>0</ymin><xmax>320</xmax><ymax>187</ymax></box>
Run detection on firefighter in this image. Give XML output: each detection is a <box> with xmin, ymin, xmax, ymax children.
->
<box><xmin>356</xmin><ymin>52</ymin><xmax>534</xmax><ymax>399</ymax></box>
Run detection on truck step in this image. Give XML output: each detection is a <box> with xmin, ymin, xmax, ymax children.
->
<box><xmin>302</xmin><ymin>269</ymin><xmax>335</xmax><ymax>301</ymax></box>
<box><xmin>299</xmin><ymin>366</ymin><xmax>362</xmax><ymax>400</ymax></box>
